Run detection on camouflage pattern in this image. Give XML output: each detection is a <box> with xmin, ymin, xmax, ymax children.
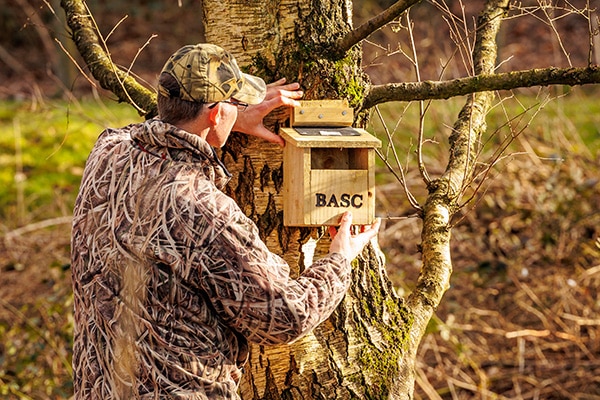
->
<box><xmin>71</xmin><ymin>118</ymin><xmax>351</xmax><ymax>399</ymax></box>
<box><xmin>158</xmin><ymin>43</ymin><xmax>267</xmax><ymax>105</ymax></box>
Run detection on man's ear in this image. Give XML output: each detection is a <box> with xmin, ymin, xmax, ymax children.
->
<box><xmin>208</xmin><ymin>103</ymin><xmax>221</xmax><ymax>125</ymax></box>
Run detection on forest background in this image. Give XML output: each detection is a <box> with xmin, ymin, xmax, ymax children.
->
<box><xmin>1</xmin><ymin>0</ymin><xmax>599</xmax><ymax>398</ymax></box>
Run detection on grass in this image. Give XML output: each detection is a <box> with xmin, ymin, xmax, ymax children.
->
<box><xmin>366</xmin><ymin>86</ymin><xmax>600</xmax><ymax>196</ymax></box>
<box><xmin>0</xmin><ymin>95</ymin><xmax>141</xmax><ymax>226</ymax></box>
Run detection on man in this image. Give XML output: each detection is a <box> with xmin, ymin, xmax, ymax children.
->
<box><xmin>71</xmin><ymin>43</ymin><xmax>380</xmax><ymax>399</ymax></box>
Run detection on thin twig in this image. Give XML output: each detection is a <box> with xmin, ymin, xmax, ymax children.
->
<box><xmin>405</xmin><ymin>10</ymin><xmax>431</xmax><ymax>185</ymax></box>
<box><xmin>335</xmin><ymin>0</ymin><xmax>422</xmax><ymax>56</ymax></box>
<box><xmin>82</xmin><ymin>1</ymin><xmax>146</xmax><ymax>114</ymax></box>
<box><xmin>126</xmin><ymin>34</ymin><xmax>158</xmax><ymax>77</ymax></box>
<box><xmin>54</xmin><ymin>38</ymin><xmax>98</xmax><ymax>88</ymax></box>
<box><xmin>539</xmin><ymin>0</ymin><xmax>572</xmax><ymax>66</ymax></box>
<box><xmin>374</xmin><ymin>105</ymin><xmax>422</xmax><ymax>210</ymax></box>
<box><xmin>4</xmin><ymin>216</ymin><xmax>73</xmax><ymax>238</ymax></box>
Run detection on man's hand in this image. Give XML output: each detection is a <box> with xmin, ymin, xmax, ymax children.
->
<box><xmin>328</xmin><ymin>212</ymin><xmax>381</xmax><ymax>262</ymax></box>
<box><xmin>233</xmin><ymin>78</ymin><xmax>303</xmax><ymax>146</ymax></box>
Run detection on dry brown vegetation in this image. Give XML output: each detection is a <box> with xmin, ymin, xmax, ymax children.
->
<box><xmin>377</xmin><ymin>149</ymin><xmax>600</xmax><ymax>398</ymax></box>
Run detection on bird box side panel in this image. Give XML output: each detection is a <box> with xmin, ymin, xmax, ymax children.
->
<box><xmin>283</xmin><ymin>145</ymin><xmax>311</xmax><ymax>226</ymax></box>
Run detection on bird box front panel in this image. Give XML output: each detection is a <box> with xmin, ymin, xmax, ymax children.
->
<box><xmin>309</xmin><ymin>168</ymin><xmax>373</xmax><ymax>226</ymax></box>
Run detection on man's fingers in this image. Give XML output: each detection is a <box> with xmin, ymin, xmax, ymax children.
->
<box><xmin>327</xmin><ymin>213</ymin><xmax>383</xmax><ymax>261</ymax></box>
<box><xmin>281</xmin><ymin>86</ymin><xmax>304</xmax><ymax>99</ymax></box>
<box><xmin>352</xmin><ymin>217</ymin><xmax>380</xmax><ymax>243</ymax></box>
<box><xmin>368</xmin><ymin>218</ymin><xmax>381</xmax><ymax>235</ymax></box>
<box><xmin>328</xmin><ymin>225</ymin><xmax>338</xmax><ymax>239</ymax></box>
<box><xmin>258</xmin><ymin>95</ymin><xmax>301</xmax><ymax>115</ymax></box>
<box><xmin>264</xmin><ymin>81</ymin><xmax>303</xmax><ymax>102</ymax></box>
<box><xmin>266</xmin><ymin>81</ymin><xmax>301</xmax><ymax>93</ymax></box>
<box><xmin>339</xmin><ymin>211</ymin><xmax>353</xmax><ymax>232</ymax></box>
<box><xmin>360</xmin><ymin>218</ymin><xmax>381</xmax><ymax>241</ymax></box>
<box><xmin>266</xmin><ymin>77</ymin><xmax>287</xmax><ymax>88</ymax></box>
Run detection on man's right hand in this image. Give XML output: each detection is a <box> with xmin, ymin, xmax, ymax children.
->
<box><xmin>328</xmin><ymin>212</ymin><xmax>381</xmax><ymax>262</ymax></box>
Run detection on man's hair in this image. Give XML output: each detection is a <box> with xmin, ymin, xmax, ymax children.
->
<box><xmin>157</xmin><ymin>72</ymin><xmax>205</xmax><ymax>125</ymax></box>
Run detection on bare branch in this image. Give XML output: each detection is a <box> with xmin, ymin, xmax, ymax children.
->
<box><xmin>335</xmin><ymin>0</ymin><xmax>422</xmax><ymax>56</ymax></box>
<box><xmin>60</xmin><ymin>0</ymin><xmax>157</xmax><ymax>118</ymax></box>
<box><xmin>362</xmin><ymin>65</ymin><xmax>600</xmax><ymax>109</ymax></box>
<box><xmin>587</xmin><ymin>0</ymin><xmax>598</xmax><ymax>65</ymax></box>
<box><xmin>404</xmin><ymin>11</ymin><xmax>432</xmax><ymax>185</ymax></box>
<box><xmin>373</xmin><ymin>106</ymin><xmax>421</xmax><ymax>211</ymax></box>
<box><xmin>539</xmin><ymin>1</ymin><xmax>572</xmax><ymax>66</ymax></box>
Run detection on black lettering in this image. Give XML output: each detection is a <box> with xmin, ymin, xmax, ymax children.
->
<box><xmin>315</xmin><ymin>193</ymin><xmax>326</xmax><ymax>207</ymax></box>
<box><xmin>351</xmin><ymin>194</ymin><xmax>363</xmax><ymax>208</ymax></box>
<box><xmin>327</xmin><ymin>194</ymin><xmax>339</xmax><ymax>207</ymax></box>
<box><xmin>340</xmin><ymin>193</ymin><xmax>351</xmax><ymax>207</ymax></box>
<box><xmin>316</xmin><ymin>193</ymin><xmax>363</xmax><ymax>208</ymax></box>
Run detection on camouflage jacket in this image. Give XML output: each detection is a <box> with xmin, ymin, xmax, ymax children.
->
<box><xmin>71</xmin><ymin>118</ymin><xmax>351</xmax><ymax>399</ymax></box>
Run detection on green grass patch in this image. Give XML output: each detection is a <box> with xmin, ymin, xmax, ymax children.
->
<box><xmin>367</xmin><ymin>87</ymin><xmax>600</xmax><ymax>189</ymax></box>
<box><xmin>0</xmin><ymin>97</ymin><xmax>141</xmax><ymax>226</ymax></box>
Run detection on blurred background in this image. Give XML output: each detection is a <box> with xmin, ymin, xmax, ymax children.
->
<box><xmin>1</xmin><ymin>0</ymin><xmax>599</xmax><ymax>398</ymax></box>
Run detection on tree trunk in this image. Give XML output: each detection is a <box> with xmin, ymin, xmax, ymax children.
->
<box><xmin>202</xmin><ymin>1</ymin><xmax>408</xmax><ymax>398</ymax></box>
<box><xmin>396</xmin><ymin>0</ymin><xmax>509</xmax><ymax>394</ymax></box>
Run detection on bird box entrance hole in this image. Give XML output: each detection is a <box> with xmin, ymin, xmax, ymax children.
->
<box><xmin>310</xmin><ymin>148</ymin><xmax>369</xmax><ymax>170</ymax></box>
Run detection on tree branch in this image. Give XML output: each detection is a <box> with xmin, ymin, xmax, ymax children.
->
<box><xmin>363</xmin><ymin>65</ymin><xmax>600</xmax><ymax>109</ymax></box>
<box><xmin>396</xmin><ymin>0</ymin><xmax>510</xmax><ymax>395</ymax></box>
<box><xmin>334</xmin><ymin>0</ymin><xmax>422</xmax><ymax>56</ymax></box>
<box><xmin>60</xmin><ymin>0</ymin><xmax>157</xmax><ymax>118</ymax></box>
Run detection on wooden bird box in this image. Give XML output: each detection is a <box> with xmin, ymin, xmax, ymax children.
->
<box><xmin>280</xmin><ymin>100</ymin><xmax>381</xmax><ymax>226</ymax></box>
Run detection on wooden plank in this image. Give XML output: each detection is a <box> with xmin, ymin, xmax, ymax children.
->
<box><xmin>280</xmin><ymin>127</ymin><xmax>381</xmax><ymax>148</ymax></box>
<box><xmin>291</xmin><ymin>100</ymin><xmax>353</xmax><ymax>127</ymax></box>
<box><xmin>308</xmin><ymin>169</ymin><xmax>374</xmax><ymax>226</ymax></box>
<box><xmin>282</xmin><ymin>144</ymin><xmax>311</xmax><ymax>226</ymax></box>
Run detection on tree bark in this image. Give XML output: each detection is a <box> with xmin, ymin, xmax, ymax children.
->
<box><xmin>202</xmin><ymin>1</ymin><xmax>408</xmax><ymax>398</ymax></box>
<box><xmin>363</xmin><ymin>66</ymin><xmax>600</xmax><ymax>108</ymax></box>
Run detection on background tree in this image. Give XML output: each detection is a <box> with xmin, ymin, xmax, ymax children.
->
<box><xmin>56</xmin><ymin>0</ymin><xmax>600</xmax><ymax>398</ymax></box>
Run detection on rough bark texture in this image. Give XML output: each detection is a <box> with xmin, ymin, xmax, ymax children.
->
<box><xmin>202</xmin><ymin>1</ymin><xmax>408</xmax><ymax>398</ymax></box>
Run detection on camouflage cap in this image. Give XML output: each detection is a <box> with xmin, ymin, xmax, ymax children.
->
<box><xmin>158</xmin><ymin>43</ymin><xmax>266</xmax><ymax>105</ymax></box>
